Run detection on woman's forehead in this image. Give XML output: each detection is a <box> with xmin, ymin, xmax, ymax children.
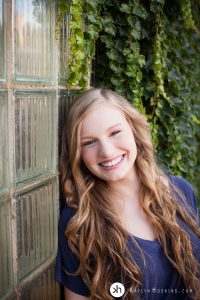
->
<box><xmin>80</xmin><ymin>103</ymin><xmax>127</xmax><ymax>137</ymax></box>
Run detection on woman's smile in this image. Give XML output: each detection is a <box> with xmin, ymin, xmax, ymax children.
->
<box><xmin>98</xmin><ymin>154</ymin><xmax>126</xmax><ymax>170</ymax></box>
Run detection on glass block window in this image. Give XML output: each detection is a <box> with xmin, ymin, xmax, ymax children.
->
<box><xmin>16</xmin><ymin>179</ymin><xmax>58</xmax><ymax>281</ymax></box>
<box><xmin>20</xmin><ymin>263</ymin><xmax>60</xmax><ymax>300</ymax></box>
<box><xmin>15</xmin><ymin>91</ymin><xmax>56</xmax><ymax>186</ymax></box>
<box><xmin>1</xmin><ymin>0</ymin><xmax>62</xmax><ymax>298</ymax></box>
<box><xmin>14</xmin><ymin>0</ymin><xmax>55</xmax><ymax>83</ymax></box>
<box><xmin>0</xmin><ymin>91</ymin><xmax>9</xmax><ymax>195</ymax></box>
<box><xmin>0</xmin><ymin>0</ymin><xmax>6</xmax><ymax>81</ymax></box>
<box><xmin>0</xmin><ymin>199</ymin><xmax>12</xmax><ymax>298</ymax></box>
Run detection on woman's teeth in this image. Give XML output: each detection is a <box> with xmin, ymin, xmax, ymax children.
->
<box><xmin>100</xmin><ymin>155</ymin><xmax>124</xmax><ymax>167</ymax></box>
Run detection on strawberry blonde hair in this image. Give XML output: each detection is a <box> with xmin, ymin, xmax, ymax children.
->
<box><xmin>60</xmin><ymin>88</ymin><xmax>200</xmax><ymax>299</ymax></box>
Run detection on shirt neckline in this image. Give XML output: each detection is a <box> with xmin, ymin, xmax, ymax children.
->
<box><xmin>133</xmin><ymin>235</ymin><xmax>159</xmax><ymax>243</ymax></box>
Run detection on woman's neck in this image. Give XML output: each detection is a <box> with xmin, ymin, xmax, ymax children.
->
<box><xmin>107</xmin><ymin>168</ymin><xmax>157</xmax><ymax>240</ymax></box>
<box><xmin>108</xmin><ymin>167</ymin><xmax>142</xmax><ymax>213</ymax></box>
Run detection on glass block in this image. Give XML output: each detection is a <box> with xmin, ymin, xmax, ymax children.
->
<box><xmin>14</xmin><ymin>0</ymin><xmax>56</xmax><ymax>83</ymax></box>
<box><xmin>0</xmin><ymin>0</ymin><xmax>6</xmax><ymax>81</ymax></box>
<box><xmin>0</xmin><ymin>199</ymin><xmax>12</xmax><ymax>298</ymax></box>
<box><xmin>16</xmin><ymin>179</ymin><xmax>58</xmax><ymax>281</ymax></box>
<box><xmin>15</xmin><ymin>91</ymin><xmax>56</xmax><ymax>186</ymax></box>
<box><xmin>20</xmin><ymin>263</ymin><xmax>60</xmax><ymax>300</ymax></box>
<box><xmin>1</xmin><ymin>291</ymin><xmax>18</xmax><ymax>300</ymax></box>
<box><xmin>59</xmin><ymin>13</ymin><xmax>70</xmax><ymax>85</ymax></box>
<box><xmin>0</xmin><ymin>91</ymin><xmax>9</xmax><ymax>195</ymax></box>
<box><xmin>6</xmin><ymin>293</ymin><xmax>18</xmax><ymax>300</ymax></box>
<box><xmin>58</xmin><ymin>90</ymin><xmax>78</xmax><ymax>156</ymax></box>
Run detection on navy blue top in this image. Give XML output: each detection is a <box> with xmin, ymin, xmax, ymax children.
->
<box><xmin>55</xmin><ymin>176</ymin><xmax>200</xmax><ymax>299</ymax></box>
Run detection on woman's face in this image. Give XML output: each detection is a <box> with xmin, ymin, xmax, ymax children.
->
<box><xmin>80</xmin><ymin>103</ymin><xmax>137</xmax><ymax>183</ymax></box>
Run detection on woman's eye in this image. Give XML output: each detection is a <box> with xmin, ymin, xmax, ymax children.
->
<box><xmin>111</xmin><ymin>130</ymin><xmax>121</xmax><ymax>136</ymax></box>
<box><xmin>82</xmin><ymin>140</ymin><xmax>96</xmax><ymax>147</ymax></box>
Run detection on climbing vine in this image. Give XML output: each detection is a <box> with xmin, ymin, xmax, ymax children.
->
<box><xmin>57</xmin><ymin>0</ymin><xmax>101</xmax><ymax>89</ymax></box>
<box><xmin>57</xmin><ymin>0</ymin><xmax>200</xmax><ymax>199</ymax></box>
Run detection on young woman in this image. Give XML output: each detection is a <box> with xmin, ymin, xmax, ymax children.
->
<box><xmin>55</xmin><ymin>88</ymin><xmax>200</xmax><ymax>300</ymax></box>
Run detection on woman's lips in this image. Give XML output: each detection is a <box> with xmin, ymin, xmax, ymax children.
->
<box><xmin>99</xmin><ymin>154</ymin><xmax>125</xmax><ymax>170</ymax></box>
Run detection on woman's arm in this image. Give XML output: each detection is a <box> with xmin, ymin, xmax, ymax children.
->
<box><xmin>64</xmin><ymin>288</ymin><xmax>89</xmax><ymax>300</ymax></box>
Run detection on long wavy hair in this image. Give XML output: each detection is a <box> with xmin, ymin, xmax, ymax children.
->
<box><xmin>60</xmin><ymin>88</ymin><xmax>200</xmax><ymax>299</ymax></box>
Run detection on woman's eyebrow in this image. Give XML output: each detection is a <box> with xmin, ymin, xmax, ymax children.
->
<box><xmin>81</xmin><ymin>123</ymin><xmax>123</xmax><ymax>140</ymax></box>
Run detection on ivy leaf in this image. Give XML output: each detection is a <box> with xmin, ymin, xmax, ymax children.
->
<box><xmin>70</xmin><ymin>21</ymin><xmax>82</xmax><ymax>30</ymax></box>
<box><xmin>130</xmin><ymin>28</ymin><xmax>141</xmax><ymax>40</ymax></box>
<box><xmin>115</xmin><ymin>39</ymin><xmax>124</xmax><ymax>52</ymax></box>
<box><xmin>101</xmin><ymin>15</ymin><xmax>114</xmax><ymax>26</ymax></box>
<box><xmin>111</xmin><ymin>76</ymin><xmax>120</xmax><ymax>86</ymax></box>
<box><xmin>192</xmin><ymin>114</ymin><xmax>200</xmax><ymax>125</ymax></box>
<box><xmin>85</xmin><ymin>41</ymin><xmax>95</xmax><ymax>55</ymax></box>
<box><xmin>76</xmin><ymin>50</ymin><xmax>85</xmax><ymax>60</ymax></box>
<box><xmin>138</xmin><ymin>55</ymin><xmax>146</xmax><ymax>67</ymax></box>
<box><xmin>125</xmin><ymin>54</ymin><xmax>135</xmax><ymax>63</ymax></box>
<box><xmin>125</xmin><ymin>71</ymin><xmax>135</xmax><ymax>77</ymax></box>
<box><xmin>119</xmin><ymin>4</ymin><xmax>130</xmax><ymax>14</ymax></box>
<box><xmin>150</xmin><ymin>0</ymin><xmax>166</xmax><ymax>13</ymax></box>
<box><xmin>86</xmin><ymin>14</ymin><xmax>98</xmax><ymax>24</ymax></box>
<box><xmin>110</xmin><ymin>62</ymin><xmax>123</xmax><ymax>73</ymax></box>
<box><xmin>76</xmin><ymin>36</ymin><xmax>85</xmax><ymax>45</ymax></box>
<box><xmin>101</xmin><ymin>35</ymin><xmax>114</xmax><ymax>48</ymax></box>
<box><xmin>104</xmin><ymin>26</ymin><xmax>116</xmax><ymax>36</ymax></box>
<box><xmin>87</xmin><ymin>25</ymin><xmax>99</xmax><ymax>39</ymax></box>
<box><xmin>106</xmin><ymin>49</ymin><xmax>119</xmax><ymax>61</ymax></box>
<box><xmin>70</xmin><ymin>6</ymin><xmax>82</xmax><ymax>17</ymax></box>
<box><xmin>132</xmin><ymin>3</ymin><xmax>148</xmax><ymax>19</ymax></box>
<box><xmin>127</xmin><ymin>15</ymin><xmax>138</xmax><ymax>26</ymax></box>
<box><xmin>130</xmin><ymin>42</ymin><xmax>140</xmax><ymax>52</ymax></box>
<box><xmin>123</xmin><ymin>48</ymin><xmax>131</xmax><ymax>56</ymax></box>
<box><xmin>136</xmin><ymin>71</ymin><xmax>143</xmax><ymax>82</ymax></box>
<box><xmin>84</xmin><ymin>0</ymin><xmax>99</xmax><ymax>9</ymax></box>
<box><xmin>111</xmin><ymin>76</ymin><xmax>125</xmax><ymax>86</ymax></box>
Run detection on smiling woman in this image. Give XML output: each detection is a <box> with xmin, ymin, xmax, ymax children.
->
<box><xmin>55</xmin><ymin>88</ymin><xmax>200</xmax><ymax>300</ymax></box>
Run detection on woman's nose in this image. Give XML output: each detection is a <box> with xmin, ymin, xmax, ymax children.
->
<box><xmin>98</xmin><ymin>139</ymin><xmax>115</xmax><ymax>159</ymax></box>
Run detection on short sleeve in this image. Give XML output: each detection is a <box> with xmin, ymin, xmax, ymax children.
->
<box><xmin>169</xmin><ymin>175</ymin><xmax>199</xmax><ymax>223</ymax></box>
<box><xmin>55</xmin><ymin>206</ymin><xmax>90</xmax><ymax>297</ymax></box>
<box><xmin>169</xmin><ymin>176</ymin><xmax>200</xmax><ymax>264</ymax></box>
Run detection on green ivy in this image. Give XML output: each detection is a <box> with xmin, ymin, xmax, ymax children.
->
<box><xmin>57</xmin><ymin>0</ymin><xmax>102</xmax><ymax>89</ymax></box>
<box><xmin>57</xmin><ymin>0</ymin><xmax>200</xmax><ymax>200</ymax></box>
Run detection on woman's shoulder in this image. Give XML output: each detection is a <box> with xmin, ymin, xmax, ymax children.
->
<box><xmin>168</xmin><ymin>175</ymin><xmax>194</xmax><ymax>197</ymax></box>
<box><xmin>58</xmin><ymin>205</ymin><xmax>76</xmax><ymax>234</ymax></box>
<box><xmin>168</xmin><ymin>175</ymin><xmax>198</xmax><ymax>216</ymax></box>
<box><xmin>169</xmin><ymin>174</ymin><xmax>193</xmax><ymax>190</ymax></box>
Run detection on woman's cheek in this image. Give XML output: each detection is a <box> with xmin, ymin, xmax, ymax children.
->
<box><xmin>116</xmin><ymin>135</ymin><xmax>131</xmax><ymax>146</ymax></box>
<box><xmin>81</xmin><ymin>148</ymin><xmax>96</xmax><ymax>164</ymax></box>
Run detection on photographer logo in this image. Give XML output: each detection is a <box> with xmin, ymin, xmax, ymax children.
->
<box><xmin>110</xmin><ymin>282</ymin><xmax>125</xmax><ymax>298</ymax></box>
